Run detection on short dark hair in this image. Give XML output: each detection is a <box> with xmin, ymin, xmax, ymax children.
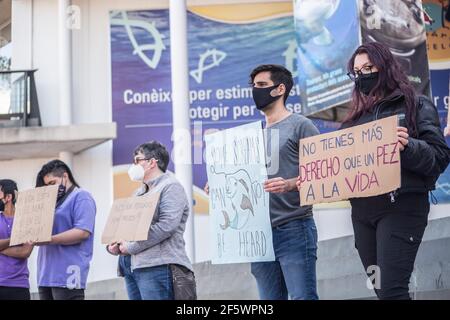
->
<box><xmin>0</xmin><ymin>179</ymin><xmax>18</xmax><ymax>204</ymax></box>
<box><xmin>35</xmin><ymin>160</ymin><xmax>80</xmax><ymax>188</ymax></box>
<box><xmin>134</xmin><ymin>140</ymin><xmax>170</xmax><ymax>172</ymax></box>
<box><xmin>249</xmin><ymin>64</ymin><xmax>294</xmax><ymax>102</ymax></box>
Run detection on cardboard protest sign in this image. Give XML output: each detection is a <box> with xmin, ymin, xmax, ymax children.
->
<box><xmin>10</xmin><ymin>185</ymin><xmax>58</xmax><ymax>246</ymax></box>
<box><xmin>101</xmin><ymin>192</ymin><xmax>160</xmax><ymax>244</ymax></box>
<box><xmin>299</xmin><ymin>115</ymin><xmax>401</xmax><ymax>205</ymax></box>
<box><xmin>205</xmin><ymin>121</ymin><xmax>275</xmax><ymax>264</ymax></box>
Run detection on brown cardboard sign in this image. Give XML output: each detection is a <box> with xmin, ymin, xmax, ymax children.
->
<box><xmin>101</xmin><ymin>192</ymin><xmax>160</xmax><ymax>244</ymax></box>
<box><xmin>299</xmin><ymin>116</ymin><xmax>401</xmax><ymax>205</ymax></box>
<box><xmin>10</xmin><ymin>185</ymin><xmax>58</xmax><ymax>246</ymax></box>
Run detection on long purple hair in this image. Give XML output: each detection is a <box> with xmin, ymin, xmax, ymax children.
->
<box><xmin>344</xmin><ymin>42</ymin><xmax>418</xmax><ymax>136</ymax></box>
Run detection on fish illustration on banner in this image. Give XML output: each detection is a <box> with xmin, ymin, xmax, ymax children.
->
<box><xmin>205</xmin><ymin>121</ymin><xmax>275</xmax><ymax>264</ymax></box>
<box><xmin>110</xmin><ymin>11</ymin><xmax>166</xmax><ymax>69</ymax></box>
<box><xmin>190</xmin><ymin>48</ymin><xmax>227</xmax><ymax>84</ymax></box>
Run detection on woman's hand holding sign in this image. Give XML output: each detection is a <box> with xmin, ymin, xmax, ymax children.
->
<box><xmin>397</xmin><ymin>126</ymin><xmax>409</xmax><ymax>151</ymax></box>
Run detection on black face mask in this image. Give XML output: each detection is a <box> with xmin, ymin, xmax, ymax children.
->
<box><xmin>252</xmin><ymin>84</ymin><xmax>283</xmax><ymax>110</ymax></box>
<box><xmin>356</xmin><ymin>72</ymin><xmax>379</xmax><ymax>96</ymax></box>
<box><xmin>57</xmin><ymin>179</ymin><xmax>67</xmax><ymax>202</ymax></box>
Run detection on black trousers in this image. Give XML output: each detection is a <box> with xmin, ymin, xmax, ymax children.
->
<box><xmin>351</xmin><ymin>192</ymin><xmax>429</xmax><ymax>300</ymax></box>
<box><xmin>38</xmin><ymin>287</ymin><xmax>85</xmax><ymax>300</ymax></box>
<box><xmin>0</xmin><ymin>286</ymin><xmax>31</xmax><ymax>300</ymax></box>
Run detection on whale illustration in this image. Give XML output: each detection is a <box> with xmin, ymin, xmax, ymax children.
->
<box><xmin>219</xmin><ymin>169</ymin><xmax>256</xmax><ymax>230</ymax></box>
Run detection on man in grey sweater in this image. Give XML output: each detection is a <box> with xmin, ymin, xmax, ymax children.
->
<box><xmin>107</xmin><ymin>141</ymin><xmax>195</xmax><ymax>300</ymax></box>
<box><xmin>251</xmin><ymin>64</ymin><xmax>320</xmax><ymax>300</ymax></box>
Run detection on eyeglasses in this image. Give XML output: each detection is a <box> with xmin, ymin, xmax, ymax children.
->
<box><xmin>133</xmin><ymin>157</ymin><xmax>158</xmax><ymax>165</ymax></box>
<box><xmin>347</xmin><ymin>65</ymin><xmax>374</xmax><ymax>81</ymax></box>
<box><xmin>133</xmin><ymin>157</ymin><xmax>150</xmax><ymax>165</ymax></box>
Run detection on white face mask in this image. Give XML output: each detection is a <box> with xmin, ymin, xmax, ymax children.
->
<box><xmin>128</xmin><ymin>164</ymin><xmax>145</xmax><ymax>182</ymax></box>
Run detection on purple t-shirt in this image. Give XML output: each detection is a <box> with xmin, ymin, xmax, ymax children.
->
<box><xmin>37</xmin><ymin>188</ymin><xmax>96</xmax><ymax>289</ymax></box>
<box><xmin>0</xmin><ymin>212</ymin><xmax>30</xmax><ymax>288</ymax></box>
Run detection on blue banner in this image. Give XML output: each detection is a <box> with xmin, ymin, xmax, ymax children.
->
<box><xmin>110</xmin><ymin>6</ymin><xmax>332</xmax><ymax>209</ymax></box>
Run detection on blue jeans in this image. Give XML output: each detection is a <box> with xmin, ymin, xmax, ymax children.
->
<box><xmin>119</xmin><ymin>256</ymin><xmax>174</xmax><ymax>300</ymax></box>
<box><xmin>251</xmin><ymin>217</ymin><xmax>319</xmax><ymax>300</ymax></box>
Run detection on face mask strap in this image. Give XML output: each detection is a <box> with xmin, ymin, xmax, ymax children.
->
<box><xmin>269</xmin><ymin>83</ymin><xmax>283</xmax><ymax>98</ymax></box>
<box><xmin>61</xmin><ymin>175</ymin><xmax>67</xmax><ymax>188</ymax></box>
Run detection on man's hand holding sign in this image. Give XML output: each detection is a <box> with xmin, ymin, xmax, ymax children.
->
<box><xmin>263</xmin><ymin>177</ymin><xmax>298</xmax><ymax>193</ymax></box>
<box><xmin>296</xmin><ymin>116</ymin><xmax>403</xmax><ymax>205</ymax></box>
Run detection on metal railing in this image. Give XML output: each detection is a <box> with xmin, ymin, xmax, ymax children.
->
<box><xmin>0</xmin><ymin>69</ymin><xmax>41</xmax><ymax>127</ymax></box>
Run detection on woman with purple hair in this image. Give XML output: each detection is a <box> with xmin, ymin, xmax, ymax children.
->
<box><xmin>341</xmin><ymin>42</ymin><xmax>450</xmax><ymax>299</ymax></box>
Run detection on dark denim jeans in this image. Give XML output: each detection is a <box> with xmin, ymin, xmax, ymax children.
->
<box><xmin>251</xmin><ymin>217</ymin><xmax>319</xmax><ymax>300</ymax></box>
<box><xmin>119</xmin><ymin>256</ymin><xmax>174</xmax><ymax>300</ymax></box>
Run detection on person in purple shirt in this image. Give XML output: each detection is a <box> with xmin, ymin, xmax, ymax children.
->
<box><xmin>0</xmin><ymin>179</ymin><xmax>33</xmax><ymax>300</ymax></box>
<box><xmin>33</xmin><ymin>160</ymin><xmax>96</xmax><ymax>300</ymax></box>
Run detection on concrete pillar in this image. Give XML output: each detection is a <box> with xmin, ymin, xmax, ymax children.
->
<box><xmin>169</xmin><ymin>0</ymin><xmax>195</xmax><ymax>263</ymax></box>
<box><xmin>58</xmin><ymin>0</ymin><xmax>73</xmax><ymax>165</ymax></box>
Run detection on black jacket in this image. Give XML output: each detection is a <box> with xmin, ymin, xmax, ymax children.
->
<box><xmin>343</xmin><ymin>91</ymin><xmax>450</xmax><ymax>195</ymax></box>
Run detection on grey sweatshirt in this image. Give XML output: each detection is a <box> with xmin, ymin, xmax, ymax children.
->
<box><xmin>265</xmin><ymin>113</ymin><xmax>320</xmax><ymax>227</ymax></box>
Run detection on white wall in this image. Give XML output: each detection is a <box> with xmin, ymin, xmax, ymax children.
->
<box><xmin>313</xmin><ymin>202</ymin><xmax>450</xmax><ymax>242</ymax></box>
<box><xmin>196</xmin><ymin>202</ymin><xmax>450</xmax><ymax>263</ymax></box>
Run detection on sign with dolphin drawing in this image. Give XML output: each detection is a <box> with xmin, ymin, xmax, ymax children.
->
<box><xmin>205</xmin><ymin>121</ymin><xmax>275</xmax><ymax>264</ymax></box>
